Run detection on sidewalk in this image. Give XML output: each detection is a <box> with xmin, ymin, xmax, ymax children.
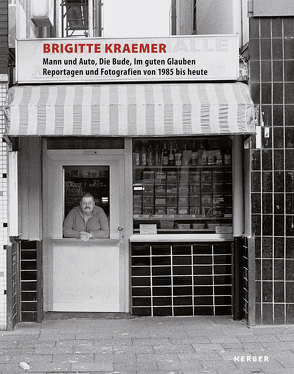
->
<box><xmin>0</xmin><ymin>316</ymin><xmax>294</xmax><ymax>373</ymax></box>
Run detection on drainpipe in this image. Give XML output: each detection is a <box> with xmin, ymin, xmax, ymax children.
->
<box><xmin>232</xmin><ymin>135</ymin><xmax>244</xmax><ymax>320</ymax></box>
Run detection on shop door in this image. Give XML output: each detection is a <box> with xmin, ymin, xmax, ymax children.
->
<box><xmin>43</xmin><ymin>151</ymin><xmax>127</xmax><ymax>313</ymax></box>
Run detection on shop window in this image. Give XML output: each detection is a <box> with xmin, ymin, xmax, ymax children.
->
<box><xmin>132</xmin><ymin>137</ymin><xmax>232</xmax><ymax>235</ymax></box>
<box><xmin>64</xmin><ymin>166</ymin><xmax>109</xmax><ymax>237</ymax></box>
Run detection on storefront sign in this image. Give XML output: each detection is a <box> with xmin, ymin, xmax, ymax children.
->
<box><xmin>16</xmin><ymin>35</ymin><xmax>239</xmax><ymax>83</ymax></box>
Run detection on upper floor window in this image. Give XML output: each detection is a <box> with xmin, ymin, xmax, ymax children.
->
<box><xmin>61</xmin><ymin>0</ymin><xmax>102</xmax><ymax>37</ymax></box>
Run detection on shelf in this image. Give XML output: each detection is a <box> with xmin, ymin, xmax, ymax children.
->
<box><xmin>66</xmin><ymin>176</ymin><xmax>108</xmax><ymax>179</ymax></box>
<box><xmin>133</xmin><ymin>229</ymin><xmax>220</xmax><ymax>233</ymax></box>
<box><xmin>133</xmin><ymin>165</ymin><xmax>231</xmax><ymax>170</ymax></box>
<box><xmin>133</xmin><ymin>215</ymin><xmax>232</xmax><ymax>221</ymax></box>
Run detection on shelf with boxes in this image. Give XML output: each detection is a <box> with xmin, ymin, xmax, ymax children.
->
<box><xmin>133</xmin><ymin>163</ymin><xmax>232</xmax><ymax>234</ymax></box>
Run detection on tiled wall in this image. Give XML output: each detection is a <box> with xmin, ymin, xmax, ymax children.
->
<box><xmin>249</xmin><ymin>17</ymin><xmax>294</xmax><ymax>324</ymax></box>
<box><xmin>0</xmin><ymin>81</ymin><xmax>8</xmax><ymax>329</ymax></box>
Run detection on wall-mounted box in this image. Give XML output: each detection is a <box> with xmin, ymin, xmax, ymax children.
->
<box><xmin>31</xmin><ymin>0</ymin><xmax>54</xmax><ymax>27</ymax></box>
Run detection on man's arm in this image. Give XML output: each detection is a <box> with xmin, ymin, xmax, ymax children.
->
<box><xmin>63</xmin><ymin>210</ymin><xmax>80</xmax><ymax>238</ymax></box>
<box><xmin>90</xmin><ymin>208</ymin><xmax>110</xmax><ymax>238</ymax></box>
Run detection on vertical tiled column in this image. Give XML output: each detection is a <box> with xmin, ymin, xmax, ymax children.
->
<box><xmin>249</xmin><ymin>17</ymin><xmax>294</xmax><ymax>325</ymax></box>
<box><xmin>0</xmin><ymin>79</ymin><xmax>8</xmax><ymax>329</ymax></box>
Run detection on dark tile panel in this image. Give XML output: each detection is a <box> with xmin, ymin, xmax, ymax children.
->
<box><xmin>274</xmin><ymin>259</ymin><xmax>284</xmax><ymax>280</ymax></box>
<box><xmin>286</xmin><ymin>304</ymin><xmax>294</xmax><ymax>324</ymax></box>
<box><xmin>274</xmin><ymin>172</ymin><xmax>284</xmax><ymax>192</ymax></box>
<box><xmin>274</xmin><ymin>193</ymin><xmax>284</xmax><ymax>214</ymax></box>
<box><xmin>285</xmin><ymin>105</ymin><xmax>294</xmax><ymax>126</ymax></box>
<box><xmin>250</xmin><ymin>61</ymin><xmax>260</xmax><ymax>82</ymax></box>
<box><xmin>255</xmin><ymin>237</ymin><xmax>261</xmax><ymax>258</ymax></box>
<box><xmin>286</xmin><ymin>171</ymin><xmax>294</xmax><ymax>192</ymax></box>
<box><xmin>285</xmin><ymin>83</ymin><xmax>294</xmax><ymax>104</ymax></box>
<box><xmin>249</xmin><ymin>18</ymin><xmax>259</xmax><ymax>38</ymax></box>
<box><xmin>274</xmin><ymin>150</ymin><xmax>284</xmax><ymax>170</ymax></box>
<box><xmin>252</xmin><ymin>193</ymin><xmax>261</xmax><ymax>213</ymax></box>
<box><xmin>262</xmin><ymin>303</ymin><xmax>273</xmax><ymax>324</ymax></box>
<box><xmin>252</xmin><ymin>172</ymin><xmax>261</xmax><ymax>192</ymax></box>
<box><xmin>273</xmin><ymin>105</ymin><xmax>284</xmax><ymax>126</ymax></box>
<box><xmin>274</xmin><ymin>215</ymin><xmax>284</xmax><ymax>236</ymax></box>
<box><xmin>285</xmin><ymin>128</ymin><xmax>294</xmax><ymax>147</ymax></box>
<box><xmin>261</xmin><ymin>39</ymin><xmax>272</xmax><ymax>60</ymax></box>
<box><xmin>262</xmin><ymin>260</ymin><xmax>273</xmax><ymax>280</ymax></box>
<box><xmin>249</xmin><ymin>39</ymin><xmax>260</xmax><ymax>61</ymax></box>
<box><xmin>263</xmin><ymin>215</ymin><xmax>273</xmax><ymax>236</ymax></box>
<box><xmin>274</xmin><ymin>127</ymin><xmax>284</xmax><ymax>148</ymax></box>
<box><xmin>286</xmin><ymin>194</ymin><xmax>294</xmax><ymax>214</ymax></box>
<box><xmin>262</xmin><ymin>194</ymin><xmax>272</xmax><ymax>214</ymax></box>
<box><xmin>262</xmin><ymin>150</ymin><xmax>272</xmax><ymax>170</ymax></box>
<box><xmin>262</xmin><ymin>172</ymin><xmax>273</xmax><ymax>192</ymax></box>
<box><xmin>285</xmin><ymin>150</ymin><xmax>294</xmax><ymax>170</ymax></box>
<box><xmin>263</xmin><ymin>237</ymin><xmax>273</xmax><ymax>258</ymax></box>
<box><xmin>256</xmin><ymin>281</ymin><xmax>261</xmax><ymax>302</ymax></box>
<box><xmin>260</xmin><ymin>18</ymin><xmax>271</xmax><ymax>37</ymax></box>
<box><xmin>286</xmin><ymin>238</ymin><xmax>294</xmax><ymax>258</ymax></box>
<box><xmin>286</xmin><ymin>216</ymin><xmax>294</xmax><ymax>236</ymax></box>
<box><xmin>284</xmin><ymin>38</ymin><xmax>294</xmax><ymax>59</ymax></box>
<box><xmin>284</xmin><ymin>19</ymin><xmax>294</xmax><ymax>37</ymax></box>
<box><xmin>261</xmin><ymin>61</ymin><xmax>271</xmax><ymax>81</ymax></box>
<box><xmin>252</xmin><ymin>150</ymin><xmax>261</xmax><ymax>170</ymax></box>
<box><xmin>274</xmin><ymin>237</ymin><xmax>284</xmax><ymax>258</ymax></box>
<box><xmin>255</xmin><ymin>302</ymin><xmax>261</xmax><ymax>324</ymax></box>
<box><xmin>272</xmin><ymin>19</ymin><xmax>282</xmax><ymax>37</ymax></box>
<box><xmin>274</xmin><ymin>282</ymin><xmax>285</xmax><ymax>303</ymax></box>
<box><xmin>286</xmin><ymin>282</ymin><xmax>294</xmax><ymax>302</ymax></box>
<box><xmin>262</xmin><ymin>281</ymin><xmax>273</xmax><ymax>302</ymax></box>
<box><xmin>273</xmin><ymin>61</ymin><xmax>283</xmax><ymax>81</ymax></box>
<box><xmin>274</xmin><ymin>304</ymin><xmax>285</xmax><ymax>324</ymax></box>
<box><xmin>286</xmin><ymin>260</ymin><xmax>294</xmax><ymax>281</ymax></box>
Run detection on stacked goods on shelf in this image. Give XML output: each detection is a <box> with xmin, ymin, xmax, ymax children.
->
<box><xmin>166</xmin><ymin>171</ymin><xmax>177</xmax><ymax>215</ymax></box>
<box><xmin>189</xmin><ymin>171</ymin><xmax>201</xmax><ymax>217</ymax></box>
<box><xmin>142</xmin><ymin>171</ymin><xmax>155</xmax><ymax>215</ymax></box>
<box><xmin>224</xmin><ymin>170</ymin><xmax>232</xmax><ymax>217</ymax></box>
<box><xmin>201</xmin><ymin>171</ymin><xmax>213</xmax><ymax>217</ymax></box>
<box><xmin>154</xmin><ymin>171</ymin><xmax>166</xmax><ymax>215</ymax></box>
<box><xmin>212</xmin><ymin>171</ymin><xmax>225</xmax><ymax>218</ymax></box>
<box><xmin>178</xmin><ymin>171</ymin><xmax>189</xmax><ymax>216</ymax></box>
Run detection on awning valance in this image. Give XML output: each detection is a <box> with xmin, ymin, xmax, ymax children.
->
<box><xmin>5</xmin><ymin>82</ymin><xmax>255</xmax><ymax>136</ymax></box>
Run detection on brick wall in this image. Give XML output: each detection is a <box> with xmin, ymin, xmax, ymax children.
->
<box><xmin>249</xmin><ymin>17</ymin><xmax>294</xmax><ymax>324</ymax></box>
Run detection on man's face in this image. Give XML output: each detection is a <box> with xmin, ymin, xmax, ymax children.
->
<box><xmin>80</xmin><ymin>197</ymin><xmax>95</xmax><ymax>215</ymax></box>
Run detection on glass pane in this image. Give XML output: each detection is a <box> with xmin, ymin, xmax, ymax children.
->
<box><xmin>132</xmin><ymin>137</ymin><xmax>232</xmax><ymax>234</ymax></box>
<box><xmin>64</xmin><ymin>166</ymin><xmax>109</xmax><ymax>238</ymax></box>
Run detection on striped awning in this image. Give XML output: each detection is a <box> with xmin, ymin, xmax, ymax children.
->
<box><xmin>5</xmin><ymin>82</ymin><xmax>255</xmax><ymax>136</ymax></box>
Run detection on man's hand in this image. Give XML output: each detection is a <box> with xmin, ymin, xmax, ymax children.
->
<box><xmin>79</xmin><ymin>231</ymin><xmax>91</xmax><ymax>241</ymax></box>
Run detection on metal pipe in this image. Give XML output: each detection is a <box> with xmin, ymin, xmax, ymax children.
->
<box><xmin>88</xmin><ymin>0</ymin><xmax>93</xmax><ymax>37</ymax></box>
<box><xmin>232</xmin><ymin>135</ymin><xmax>244</xmax><ymax>236</ymax></box>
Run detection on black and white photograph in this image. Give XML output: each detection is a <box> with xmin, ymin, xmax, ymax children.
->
<box><xmin>0</xmin><ymin>0</ymin><xmax>293</xmax><ymax>373</ymax></box>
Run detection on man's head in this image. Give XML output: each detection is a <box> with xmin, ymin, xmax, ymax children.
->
<box><xmin>80</xmin><ymin>193</ymin><xmax>95</xmax><ymax>215</ymax></box>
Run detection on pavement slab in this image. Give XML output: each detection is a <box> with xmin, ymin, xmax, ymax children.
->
<box><xmin>0</xmin><ymin>317</ymin><xmax>292</xmax><ymax>373</ymax></box>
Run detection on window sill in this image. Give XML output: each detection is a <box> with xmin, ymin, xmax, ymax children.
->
<box><xmin>52</xmin><ymin>238</ymin><xmax>119</xmax><ymax>245</ymax></box>
<box><xmin>130</xmin><ymin>234</ymin><xmax>233</xmax><ymax>242</ymax></box>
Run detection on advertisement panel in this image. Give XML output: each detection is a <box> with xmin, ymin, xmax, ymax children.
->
<box><xmin>16</xmin><ymin>35</ymin><xmax>239</xmax><ymax>83</ymax></box>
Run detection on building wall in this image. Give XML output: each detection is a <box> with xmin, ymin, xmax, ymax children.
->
<box><xmin>249</xmin><ymin>17</ymin><xmax>294</xmax><ymax>324</ymax></box>
<box><xmin>0</xmin><ymin>0</ymin><xmax>9</xmax><ymax>330</ymax></box>
<box><xmin>0</xmin><ymin>0</ymin><xmax>9</xmax><ymax>74</ymax></box>
<box><xmin>0</xmin><ymin>80</ymin><xmax>8</xmax><ymax>329</ymax></box>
